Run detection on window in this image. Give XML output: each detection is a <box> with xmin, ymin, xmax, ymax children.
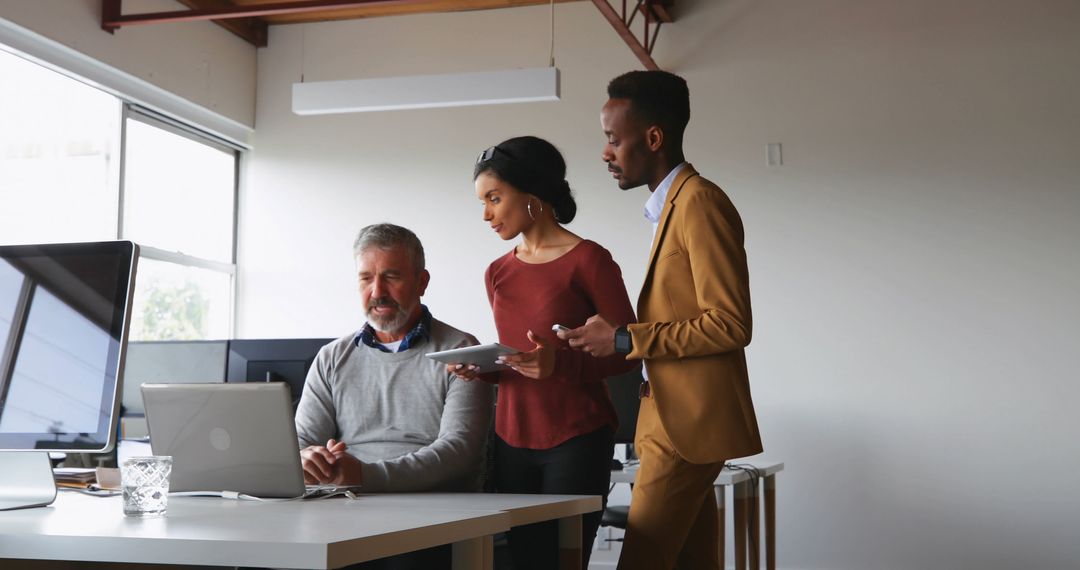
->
<box><xmin>122</xmin><ymin>116</ymin><xmax>236</xmax><ymax>263</ymax></box>
<box><xmin>120</xmin><ymin>112</ymin><xmax>238</xmax><ymax>341</ymax></box>
<box><xmin>0</xmin><ymin>50</ymin><xmax>120</xmax><ymax>244</ymax></box>
<box><xmin>0</xmin><ymin>47</ymin><xmax>239</xmax><ymax>341</ymax></box>
<box><xmin>126</xmin><ymin>256</ymin><xmax>233</xmax><ymax>341</ymax></box>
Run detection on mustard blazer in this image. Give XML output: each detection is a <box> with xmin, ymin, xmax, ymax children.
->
<box><xmin>626</xmin><ymin>165</ymin><xmax>763</xmax><ymax>464</ymax></box>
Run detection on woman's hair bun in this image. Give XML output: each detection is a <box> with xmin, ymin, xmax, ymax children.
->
<box><xmin>552</xmin><ymin>180</ymin><xmax>577</xmax><ymax>224</ymax></box>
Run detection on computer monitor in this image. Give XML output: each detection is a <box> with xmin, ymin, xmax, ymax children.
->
<box><xmin>117</xmin><ymin>340</ymin><xmax>228</xmax><ymax>442</ymax></box>
<box><xmin>0</xmin><ymin>240</ymin><xmax>138</xmax><ymax>510</ymax></box>
<box><xmin>225</xmin><ymin>338</ymin><xmax>333</xmax><ymax>413</ymax></box>
<box><xmin>122</xmin><ymin>340</ymin><xmax>229</xmax><ymax>415</ymax></box>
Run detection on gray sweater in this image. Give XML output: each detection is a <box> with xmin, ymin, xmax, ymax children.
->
<box><xmin>295</xmin><ymin>318</ymin><xmax>493</xmax><ymax>492</ymax></box>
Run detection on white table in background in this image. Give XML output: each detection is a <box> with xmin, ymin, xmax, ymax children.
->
<box><xmin>0</xmin><ymin>490</ymin><xmax>601</xmax><ymax>570</ymax></box>
<box><xmin>610</xmin><ymin>459</ymin><xmax>784</xmax><ymax>570</ymax></box>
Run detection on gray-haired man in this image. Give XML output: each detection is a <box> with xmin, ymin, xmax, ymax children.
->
<box><xmin>296</xmin><ymin>223</ymin><xmax>493</xmax><ymax>493</ymax></box>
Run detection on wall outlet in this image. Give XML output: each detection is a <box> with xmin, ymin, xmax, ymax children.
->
<box><xmin>766</xmin><ymin>142</ymin><xmax>783</xmax><ymax>166</ymax></box>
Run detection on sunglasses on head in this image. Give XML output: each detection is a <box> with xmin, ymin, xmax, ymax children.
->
<box><xmin>476</xmin><ymin>145</ymin><xmax>515</xmax><ymax>164</ymax></box>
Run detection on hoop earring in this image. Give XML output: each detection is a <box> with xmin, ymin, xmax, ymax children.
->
<box><xmin>527</xmin><ymin>200</ymin><xmax>544</xmax><ymax>221</ymax></box>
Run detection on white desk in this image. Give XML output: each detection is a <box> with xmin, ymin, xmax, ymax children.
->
<box><xmin>355</xmin><ymin>493</ymin><xmax>600</xmax><ymax>569</ymax></box>
<box><xmin>0</xmin><ymin>491</ymin><xmax>601</xmax><ymax>570</ymax></box>
<box><xmin>609</xmin><ymin>459</ymin><xmax>784</xmax><ymax>570</ymax></box>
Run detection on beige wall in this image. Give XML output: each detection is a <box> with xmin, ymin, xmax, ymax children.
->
<box><xmin>0</xmin><ymin>0</ymin><xmax>256</xmax><ymax>134</ymax></box>
<box><xmin>243</xmin><ymin>1</ymin><xmax>1080</xmax><ymax>568</ymax></box>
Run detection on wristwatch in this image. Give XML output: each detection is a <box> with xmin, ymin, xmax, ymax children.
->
<box><xmin>614</xmin><ymin>326</ymin><xmax>632</xmax><ymax>355</ymax></box>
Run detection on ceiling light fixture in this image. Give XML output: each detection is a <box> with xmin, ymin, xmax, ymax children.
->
<box><xmin>292</xmin><ymin>67</ymin><xmax>559</xmax><ymax>115</ymax></box>
<box><xmin>292</xmin><ymin>0</ymin><xmax>561</xmax><ymax>115</ymax></box>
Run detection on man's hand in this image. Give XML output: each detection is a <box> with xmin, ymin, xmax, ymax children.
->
<box><xmin>557</xmin><ymin>315</ymin><xmax>619</xmax><ymax>358</ymax></box>
<box><xmin>498</xmin><ymin>330</ymin><xmax>555</xmax><ymax>379</ymax></box>
<box><xmin>300</xmin><ymin>439</ymin><xmax>363</xmax><ymax>486</ymax></box>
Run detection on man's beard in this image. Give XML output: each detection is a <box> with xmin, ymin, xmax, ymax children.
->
<box><xmin>365</xmin><ymin>296</ymin><xmax>417</xmax><ymax>334</ymax></box>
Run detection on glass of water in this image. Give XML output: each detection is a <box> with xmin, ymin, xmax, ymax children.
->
<box><xmin>121</xmin><ymin>456</ymin><xmax>172</xmax><ymax>517</ymax></box>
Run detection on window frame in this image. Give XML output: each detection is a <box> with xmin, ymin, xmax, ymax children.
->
<box><xmin>0</xmin><ymin>41</ymin><xmax>245</xmax><ymax>341</ymax></box>
<box><xmin>119</xmin><ymin>105</ymin><xmax>242</xmax><ymax>339</ymax></box>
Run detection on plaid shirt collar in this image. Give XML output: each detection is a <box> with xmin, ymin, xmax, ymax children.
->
<box><xmin>354</xmin><ymin>305</ymin><xmax>432</xmax><ymax>353</ymax></box>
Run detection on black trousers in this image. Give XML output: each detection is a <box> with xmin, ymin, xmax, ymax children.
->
<box><xmin>494</xmin><ymin>426</ymin><xmax>615</xmax><ymax>570</ymax></box>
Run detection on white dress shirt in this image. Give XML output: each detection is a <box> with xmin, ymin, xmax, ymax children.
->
<box><xmin>639</xmin><ymin>163</ymin><xmax>687</xmax><ymax>383</ymax></box>
<box><xmin>644</xmin><ymin>162</ymin><xmax>688</xmax><ymax>243</ymax></box>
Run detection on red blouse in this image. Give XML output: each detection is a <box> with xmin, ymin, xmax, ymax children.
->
<box><xmin>486</xmin><ymin>240</ymin><xmax>637</xmax><ymax>449</ymax></box>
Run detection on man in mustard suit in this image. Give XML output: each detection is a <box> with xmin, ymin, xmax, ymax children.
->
<box><xmin>561</xmin><ymin>70</ymin><xmax>763</xmax><ymax>569</ymax></box>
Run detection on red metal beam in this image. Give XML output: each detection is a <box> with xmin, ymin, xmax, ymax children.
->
<box><xmin>591</xmin><ymin>0</ymin><xmax>675</xmax><ymax>71</ymax></box>
<box><xmin>644</xmin><ymin>1</ymin><xmax>673</xmax><ymax>23</ymax></box>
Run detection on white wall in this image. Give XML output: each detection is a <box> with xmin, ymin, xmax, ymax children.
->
<box><xmin>241</xmin><ymin>2</ymin><xmax>649</xmax><ymax>342</ymax></box>
<box><xmin>0</xmin><ymin>0</ymin><xmax>256</xmax><ymax>132</ymax></box>
<box><xmin>243</xmin><ymin>1</ymin><xmax>1080</xmax><ymax>568</ymax></box>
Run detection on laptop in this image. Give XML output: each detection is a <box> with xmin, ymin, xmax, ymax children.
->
<box><xmin>141</xmin><ymin>382</ymin><xmax>312</xmax><ymax>498</ymax></box>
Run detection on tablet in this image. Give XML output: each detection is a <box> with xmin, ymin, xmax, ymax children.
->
<box><xmin>426</xmin><ymin>343</ymin><xmax>519</xmax><ymax>374</ymax></box>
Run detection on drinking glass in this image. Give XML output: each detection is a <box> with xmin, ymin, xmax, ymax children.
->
<box><xmin>121</xmin><ymin>456</ymin><xmax>172</xmax><ymax>517</ymax></box>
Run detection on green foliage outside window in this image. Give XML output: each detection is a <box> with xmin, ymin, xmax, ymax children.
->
<box><xmin>130</xmin><ymin>281</ymin><xmax>209</xmax><ymax>341</ymax></box>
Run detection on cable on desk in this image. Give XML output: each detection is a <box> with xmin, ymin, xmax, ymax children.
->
<box><xmin>724</xmin><ymin>462</ymin><xmax>763</xmax><ymax>537</ymax></box>
<box><xmin>60</xmin><ymin>486</ymin><xmax>121</xmax><ymax>497</ymax></box>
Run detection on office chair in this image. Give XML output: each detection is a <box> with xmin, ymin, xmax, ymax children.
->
<box><xmin>600</xmin><ymin>366</ymin><xmax>644</xmax><ymax>536</ymax></box>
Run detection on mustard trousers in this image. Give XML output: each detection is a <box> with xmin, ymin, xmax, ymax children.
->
<box><xmin>617</xmin><ymin>394</ymin><xmax>726</xmax><ymax>570</ymax></box>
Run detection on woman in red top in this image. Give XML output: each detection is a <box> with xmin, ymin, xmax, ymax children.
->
<box><xmin>451</xmin><ymin>136</ymin><xmax>636</xmax><ymax>569</ymax></box>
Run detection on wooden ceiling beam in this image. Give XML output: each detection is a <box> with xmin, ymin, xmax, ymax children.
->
<box><xmin>175</xmin><ymin>0</ymin><xmax>269</xmax><ymax>47</ymax></box>
<box><xmin>101</xmin><ymin>0</ymin><xmax>428</xmax><ymax>38</ymax></box>
<box><xmin>260</xmin><ymin>0</ymin><xmax>581</xmax><ymax>24</ymax></box>
<box><xmin>101</xmin><ymin>0</ymin><xmax>675</xmax><ymax>57</ymax></box>
<box><xmin>99</xmin><ymin>0</ymin><xmax>590</xmax><ymax>47</ymax></box>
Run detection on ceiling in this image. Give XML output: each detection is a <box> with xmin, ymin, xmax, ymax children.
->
<box><xmin>101</xmin><ymin>0</ymin><xmax>675</xmax><ymax>69</ymax></box>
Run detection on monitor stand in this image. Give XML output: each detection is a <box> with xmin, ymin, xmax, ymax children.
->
<box><xmin>0</xmin><ymin>452</ymin><xmax>57</xmax><ymax>510</ymax></box>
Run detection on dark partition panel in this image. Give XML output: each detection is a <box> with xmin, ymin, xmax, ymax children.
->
<box><xmin>226</xmin><ymin>338</ymin><xmax>334</xmax><ymax>413</ymax></box>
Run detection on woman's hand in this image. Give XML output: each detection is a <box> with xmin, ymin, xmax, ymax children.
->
<box><xmin>446</xmin><ymin>362</ymin><xmax>482</xmax><ymax>381</ymax></box>
<box><xmin>498</xmin><ymin>330</ymin><xmax>555</xmax><ymax>379</ymax></box>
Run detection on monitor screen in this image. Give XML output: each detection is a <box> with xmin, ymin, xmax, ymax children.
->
<box><xmin>0</xmin><ymin>241</ymin><xmax>138</xmax><ymax>452</ymax></box>
<box><xmin>122</xmin><ymin>340</ymin><xmax>228</xmax><ymax>415</ymax></box>
<box><xmin>226</xmin><ymin>338</ymin><xmax>333</xmax><ymax>413</ymax></box>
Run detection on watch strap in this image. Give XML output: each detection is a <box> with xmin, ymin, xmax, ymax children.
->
<box><xmin>614</xmin><ymin>325</ymin><xmax>632</xmax><ymax>355</ymax></box>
